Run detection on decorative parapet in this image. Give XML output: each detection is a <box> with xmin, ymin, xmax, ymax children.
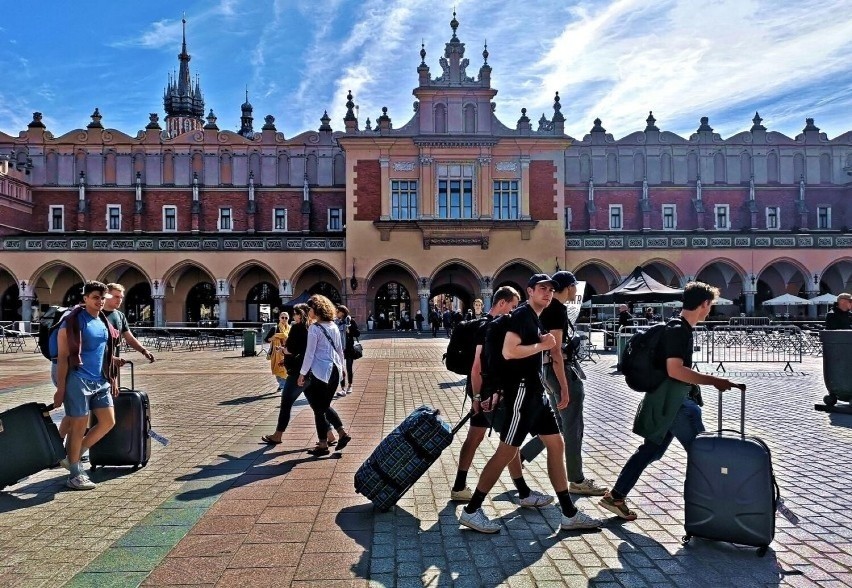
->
<box><xmin>1</xmin><ymin>235</ymin><xmax>345</xmax><ymax>252</ymax></box>
<box><xmin>564</xmin><ymin>232</ymin><xmax>852</xmax><ymax>250</ymax></box>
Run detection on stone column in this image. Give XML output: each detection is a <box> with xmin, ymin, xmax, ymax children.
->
<box><xmin>217</xmin><ymin>295</ymin><xmax>229</xmax><ymax>327</ymax></box>
<box><xmin>520</xmin><ymin>156</ymin><xmax>531</xmax><ymax>220</ymax></box>
<box><xmin>379</xmin><ymin>156</ymin><xmax>390</xmax><ymax>220</ymax></box>
<box><xmin>20</xmin><ymin>295</ymin><xmax>34</xmax><ymax>324</ymax></box>
<box><xmin>481</xmin><ymin>288</ymin><xmax>494</xmax><ymax>312</ymax></box>
<box><xmin>418</xmin><ymin>290</ymin><xmax>430</xmax><ymax>321</ymax></box>
<box><xmin>153</xmin><ymin>295</ymin><xmax>165</xmax><ymax>327</ymax></box>
<box><xmin>806</xmin><ymin>289</ymin><xmax>820</xmax><ymax>318</ymax></box>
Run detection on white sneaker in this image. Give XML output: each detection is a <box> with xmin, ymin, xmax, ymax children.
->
<box><xmin>345</xmin><ymin>386</ymin><xmax>353</xmax><ymax>395</ymax></box>
<box><xmin>459</xmin><ymin>508</ymin><xmax>501</xmax><ymax>534</ymax></box>
<box><xmin>519</xmin><ymin>489</ymin><xmax>554</xmax><ymax>508</ymax></box>
<box><xmin>450</xmin><ymin>487</ymin><xmax>473</xmax><ymax>501</ymax></box>
<box><xmin>569</xmin><ymin>478</ymin><xmax>608</xmax><ymax>496</ymax></box>
<box><xmin>560</xmin><ymin>509</ymin><xmax>603</xmax><ymax>531</ymax></box>
<box><xmin>334</xmin><ymin>390</ymin><xmax>346</xmax><ymax>399</ymax></box>
<box><xmin>66</xmin><ymin>474</ymin><xmax>97</xmax><ymax>490</ymax></box>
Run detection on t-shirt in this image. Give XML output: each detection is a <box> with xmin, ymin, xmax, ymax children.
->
<box><xmin>539</xmin><ymin>298</ymin><xmax>569</xmax><ymax>345</ymax></box>
<box><xmin>661</xmin><ymin>316</ymin><xmax>694</xmax><ymax>370</ymax></box>
<box><xmin>103</xmin><ymin>309</ymin><xmax>129</xmax><ymax>356</ymax></box>
<box><xmin>60</xmin><ymin>312</ymin><xmax>108</xmax><ymax>383</ymax></box>
<box><xmin>506</xmin><ymin>304</ymin><xmax>545</xmax><ymax>391</ymax></box>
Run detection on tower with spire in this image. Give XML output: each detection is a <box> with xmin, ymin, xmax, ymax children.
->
<box><xmin>238</xmin><ymin>89</ymin><xmax>254</xmax><ymax>138</ymax></box>
<box><xmin>163</xmin><ymin>17</ymin><xmax>205</xmax><ymax>138</ymax></box>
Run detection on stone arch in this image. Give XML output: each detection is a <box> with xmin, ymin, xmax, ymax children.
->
<box><xmin>740</xmin><ymin>151</ymin><xmax>752</xmax><ymax>182</ymax></box>
<box><xmin>430</xmin><ymin>261</ymin><xmax>481</xmax><ymax>311</ymax></box>
<box><xmin>767</xmin><ymin>151</ymin><xmax>779</xmax><ymax>183</ymax></box>
<box><xmin>333</xmin><ymin>152</ymin><xmax>345</xmax><ymax>186</ymax></box>
<box><xmin>713</xmin><ymin>151</ymin><xmax>726</xmax><ymax>183</ymax></box>
<box><xmin>227</xmin><ymin>260</ymin><xmax>280</xmax><ymax>287</ymax></box>
<box><xmin>0</xmin><ymin>262</ymin><xmax>18</xmax><ymax>285</ymax></box>
<box><xmin>755</xmin><ymin>256</ymin><xmax>809</xmax><ymax>285</ymax></box>
<box><xmin>819</xmin><ymin>153</ymin><xmax>832</xmax><ymax>184</ymax></box>
<box><xmin>430</xmin><ymin>258</ymin><xmax>483</xmax><ymax>283</ymax></box>
<box><xmin>660</xmin><ymin>152</ymin><xmax>672</xmax><ymax>183</ymax></box>
<box><xmin>572</xmin><ymin>259</ymin><xmax>620</xmax><ymax>300</ymax></box>
<box><xmin>365</xmin><ymin>262</ymin><xmax>419</xmax><ymax>329</ymax></box>
<box><xmin>434</xmin><ymin>103</ymin><xmax>447</xmax><ymax>134</ymax></box>
<box><xmin>289</xmin><ymin>260</ymin><xmax>342</xmax><ymax>286</ymax></box>
<box><xmin>492</xmin><ymin>258</ymin><xmax>541</xmax><ymax>279</ymax></box>
<box><xmin>641</xmin><ymin>258</ymin><xmax>685</xmax><ymax>287</ymax></box>
<box><xmin>694</xmin><ymin>258</ymin><xmax>748</xmax><ymax>313</ymax></box>
<box><xmin>463</xmin><ymin>103</ymin><xmax>476</xmax><ymax>133</ymax></box>
<box><xmin>365</xmin><ymin>258</ymin><xmax>419</xmax><ymax>285</ymax></box>
<box><xmin>277</xmin><ymin>151</ymin><xmax>290</xmax><ymax>185</ymax></box>
<box><xmin>97</xmin><ymin>259</ymin><xmax>152</xmax><ymax>286</ymax></box>
<box><xmin>29</xmin><ymin>260</ymin><xmax>85</xmax><ymax>288</ymax></box>
<box><xmin>28</xmin><ymin>261</ymin><xmax>86</xmax><ymax>310</ymax></box>
<box><xmin>695</xmin><ymin>257</ymin><xmax>748</xmax><ymax>283</ymax></box>
<box><xmin>161</xmin><ymin>260</ymin><xmax>216</xmax><ymax>288</ymax></box>
<box><xmin>819</xmin><ymin>258</ymin><xmax>852</xmax><ymax>293</ymax></box>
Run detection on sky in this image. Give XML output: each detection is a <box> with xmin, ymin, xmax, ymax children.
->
<box><xmin>1</xmin><ymin>0</ymin><xmax>851</xmax><ymax>141</ymax></box>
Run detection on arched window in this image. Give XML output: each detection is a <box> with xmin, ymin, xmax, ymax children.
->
<box><xmin>463</xmin><ymin>104</ymin><xmax>476</xmax><ymax>133</ymax></box>
<box><xmin>660</xmin><ymin>152</ymin><xmax>672</xmax><ymax>183</ymax></box>
<box><xmin>277</xmin><ymin>152</ymin><xmax>290</xmax><ymax>186</ymax></box>
<box><xmin>374</xmin><ymin>281</ymin><xmax>411</xmax><ymax>328</ymax></box>
<box><xmin>819</xmin><ymin>153</ymin><xmax>832</xmax><ymax>184</ymax></box>
<box><xmin>306</xmin><ymin>153</ymin><xmax>318</xmax><ymax>184</ymax></box>
<box><xmin>793</xmin><ymin>153</ymin><xmax>805</xmax><ymax>181</ymax></box>
<box><xmin>767</xmin><ymin>151</ymin><xmax>779</xmax><ymax>183</ymax></box>
<box><xmin>434</xmin><ymin>104</ymin><xmax>447</xmax><ymax>134</ymax></box>
<box><xmin>740</xmin><ymin>152</ymin><xmax>751</xmax><ymax>183</ymax></box>
<box><xmin>308</xmin><ymin>281</ymin><xmax>341</xmax><ymax>304</ymax></box>
<box><xmin>714</xmin><ymin>152</ymin><xmax>726</xmax><ymax>183</ymax></box>
<box><xmin>333</xmin><ymin>153</ymin><xmax>346</xmax><ymax>186</ymax></box>
<box><xmin>579</xmin><ymin>154</ymin><xmax>591</xmax><ymax>183</ymax></box>
<box><xmin>633</xmin><ymin>153</ymin><xmax>645</xmax><ymax>183</ymax></box>
<box><xmin>219</xmin><ymin>152</ymin><xmax>233</xmax><ymax>185</ymax></box>
<box><xmin>46</xmin><ymin>151</ymin><xmax>58</xmax><ymax>185</ymax></box>
<box><xmin>249</xmin><ymin>152</ymin><xmax>261</xmax><ymax>183</ymax></box>
<box><xmin>185</xmin><ymin>282</ymin><xmax>217</xmax><ymax>323</ymax></box>
<box><xmin>606</xmin><ymin>153</ymin><xmax>618</xmax><ymax>182</ymax></box>
<box><xmin>246</xmin><ymin>281</ymin><xmax>280</xmax><ymax>322</ymax></box>
<box><xmin>687</xmin><ymin>152</ymin><xmax>698</xmax><ymax>182</ymax></box>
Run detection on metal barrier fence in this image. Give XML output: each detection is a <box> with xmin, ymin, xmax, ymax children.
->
<box><xmin>693</xmin><ymin>325</ymin><xmax>812</xmax><ymax>372</ymax></box>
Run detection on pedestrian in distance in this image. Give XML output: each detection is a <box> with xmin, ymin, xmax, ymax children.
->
<box><xmin>825</xmin><ymin>292</ymin><xmax>852</xmax><ymax>330</ymax></box>
<box><xmin>599</xmin><ymin>281</ymin><xmax>745</xmax><ymax>521</ymax></box>
<box><xmin>459</xmin><ymin>274</ymin><xmax>603</xmax><ymax>534</ymax></box>
<box><xmin>335</xmin><ymin>305</ymin><xmax>360</xmax><ymax>397</ymax></box>
<box><xmin>268</xmin><ymin>311</ymin><xmax>291</xmax><ymax>393</ymax></box>
<box><xmin>415</xmin><ymin>309</ymin><xmax>425</xmax><ymax>332</ymax></box>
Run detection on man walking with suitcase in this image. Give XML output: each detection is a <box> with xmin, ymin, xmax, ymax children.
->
<box><xmin>103</xmin><ymin>283</ymin><xmax>155</xmax><ymax>362</ymax></box>
<box><xmin>599</xmin><ymin>281</ymin><xmax>744</xmax><ymax>520</ymax></box>
<box><xmin>53</xmin><ymin>281</ymin><xmax>121</xmax><ymax>490</ymax></box>
<box><xmin>459</xmin><ymin>275</ymin><xmax>602</xmax><ymax>533</ymax></box>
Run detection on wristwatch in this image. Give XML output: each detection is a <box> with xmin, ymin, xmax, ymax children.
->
<box><xmin>473</xmin><ymin>395</ymin><xmax>481</xmax><ymax>401</ymax></box>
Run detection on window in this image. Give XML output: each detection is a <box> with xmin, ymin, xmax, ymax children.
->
<box><xmin>766</xmin><ymin>206</ymin><xmax>779</xmax><ymax>230</ymax></box>
<box><xmin>818</xmin><ymin>206</ymin><xmax>831</xmax><ymax>229</ymax></box>
<box><xmin>162</xmin><ymin>206</ymin><xmax>177</xmax><ymax>232</ymax></box>
<box><xmin>218</xmin><ymin>207</ymin><xmax>232</xmax><ymax>231</ymax></box>
<box><xmin>608</xmin><ymin>205</ymin><xmax>623</xmax><ymax>230</ymax></box>
<box><xmin>493</xmin><ymin>180</ymin><xmax>519</xmax><ymax>220</ymax></box>
<box><xmin>273</xmin><ymin>208</ymin><xmax>288</xmax><ymax>231</ymax></box>
<box><xmin>564</xmin><ymin>206</ymin><xmax>572</xmax><ymax>231</ymax></box>
<box><xmin>391</xmin><ymin>180</ymin><xmax>418</xmax><ymax>220</ymax></box>
<box><xmin>49</xmin><ymin>205</ymin><xmax>64</xmax><ymax>232</ymax></box>
<box><xmin>437</xmin><ymin>164</ymin><xmax>474</xmax><ymax>219</ymax></box>
<box><xmin>328</xmin><ymin>207</ymin><xmax>343</xmax><ymax>231</ymax></box>
<box><xmin>714</xmin><ymin>204</ymin><xmax>730</xmax><ymax>230</ymax></box>
<box><xmin>106</xmin><ymin>205</ymin><xmax>121</xmax><ymax>231</ymax></box>
<box><xmin>662</xmin><ymin>204</ymin><xmax>677</xmax><ymax>230</ymax></box>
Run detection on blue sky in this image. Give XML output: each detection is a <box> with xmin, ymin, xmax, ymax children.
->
<box><xmin>1</xmin><ymin>0</ymin><xmax>851</xmax><ymax>141</ymax></box>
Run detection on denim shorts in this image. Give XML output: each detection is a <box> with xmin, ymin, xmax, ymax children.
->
<box><xmin>64</xmin><ymin>370</ymin><xmax>113</xmax><ymax>417</ymax></box>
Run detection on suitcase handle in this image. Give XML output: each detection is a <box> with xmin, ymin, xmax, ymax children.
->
<box><xmin>119</xmin><ymin>360</ymin><xmax>134</xmax><ymax>390</ymax></box>
<box><xmin>716</xmin><ymin>385</ymin><xmax>746</xmax><ymax>435</ymax></box>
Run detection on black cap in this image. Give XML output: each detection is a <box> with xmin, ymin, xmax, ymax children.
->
<box><xmin>551</xmin><ymin>271</ymin><xmax>578</xmax><ymax>291</ymax></box>
<box><xmin>527</xmin><ymin>273</ymin><xmax>558</xmax><ymax>289</ymax></box>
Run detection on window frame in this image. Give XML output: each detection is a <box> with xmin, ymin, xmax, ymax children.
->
<box><xmin>662</xmin><ymin>204</ymin><xmax>677</xmax><ymax>230</ymax></box>
<box><xmin>436</xmin><ymin>163</ymin><xmax>475</xmax><ymax>219</ymax></box>
<box><xmin>162</xmin><ymin>205</ymin><xmax>178</xmax><ymax>232</ymax></box>
<box><xmin>218</xmin><ymin>207</ymin><xmax>233</xmax><ymax>232</ymax></box>
<box><xmin>564</xmin><ymin>206</ymin><xmax>572</xmax><ymax>231</ymax></box>
<box><xmin>48</xmin><ymin>205</ymin><xmax>64</xmax><ymax>232</ymax></box>
<box><xmin>817</xmin><ymin>206</ymin><xmax>832</xmax><ymax>230</ymax></box>
<box><xmin>390</xmin><ymin>179</ymin><xmax>418</xmax><ymax>220</ymax></box>
<box><xmin>492</xmin><ymin>179</ymin><xmax>520</xmax><ymax>220</ymax></box>
<box><xmin>714</xmin><ymin>204</ymin><xmax>730</xmax><ymax>230</ymax></box>
<box><xmin>327</xmin><ymin>207</ymin><xmax>343</xmax><ymax>232</ymax></box>
<box><xmin>765</xmin><ymin>206</ymin><xmax>780</xmax><ymax>230</ymax></box>
<box><xmin>609</xmin><ymin>204</ymin><xmax>623</xmax><ymax>231</ymax></box>
<box><xmin>272</xmin><ymin>207</ymin><xmax>288</xmax><ymax>232</ymax></box>
<box><xmin>106</xmin><ymin>204</ymin><xmax>122</xmax><ymax>232</ymax></box>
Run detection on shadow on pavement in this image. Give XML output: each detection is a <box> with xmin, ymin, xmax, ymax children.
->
<box><xmin>218</xmin><ymin>391</ymin><xmax>279</xmax><ymax>405</ymax></box>
<box><xmin>0</xmin><ymin>488</ymin><xmax>58</xmax><ymax>513</ymax></box>
<box><xmin>827</xmin><ymin>412</ymin><xmax>852</xmax><ymax>428</ymax></box>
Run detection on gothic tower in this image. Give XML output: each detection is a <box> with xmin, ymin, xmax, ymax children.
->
<box><xmin>238</xmin><ymin>90</ymin><xmax>254</xmax><ymax>138</ymax></box>
<box><xmin>163</xmin><ymin>18</ymin><xmax>205</xmax><ymax>138</ymax></box>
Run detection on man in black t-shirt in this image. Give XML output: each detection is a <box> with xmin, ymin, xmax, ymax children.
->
<box><xmin>520</xmin><ymin>271</ymin><xmax>607</xmax><ymax>496</ymax></box>
<box><xmin>459</xmin><ymin>275</ymin><xmax>602</xmax><ymax>534</ymax></box>
<box><xmin>599</xmin><ymin>281</ymin><xmax>744</xmax><ymax>521</ymax></box>
<box><xmin>451</xmin><ymin>286</ymin><xmax>549</xmax><ymax>507</ymax></box>
<box><xmin>103</xmin><ymin>283</ymin><xmax>155</xmax><ymax>361</ymax></box>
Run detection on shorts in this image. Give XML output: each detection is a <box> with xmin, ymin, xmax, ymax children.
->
<box><xmin>64</xmin><ymin>370</ymin><xmax>113</xmax><ymax>418</ymax></box>
<box><xmin>464</xmin><ymin>378</ymin><xmax>492</xmax><ymax>428</ymax></box>
<box><xmin>499</xmin><ymin>380</ymin><xmax>560</xmax><ymax>447</ymax></box>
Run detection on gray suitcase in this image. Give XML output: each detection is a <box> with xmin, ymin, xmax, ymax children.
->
<box><xmin>683</xmin><ymin>387</ymin><xmax>779</xmax><ymax>556</ymax></box>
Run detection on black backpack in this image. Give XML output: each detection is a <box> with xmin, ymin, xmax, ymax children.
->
<box><xmin>38</xmin><ymin>306</ymin><xmax>69</xmax><ymax>361</ymax></box>
<box><xmin>479</xmin><ymin>313</ymin><xmax>514</xmax><ymax>391</ymax></box>
<box><xmin>443</xmin><ymin>317</ymin><xmax>487</xmax><ymax>375</ymax></box>
<box><xmin>620</xmin><ymin>322</ymin><xmax>669</xmax><ymax>393</ymax></box>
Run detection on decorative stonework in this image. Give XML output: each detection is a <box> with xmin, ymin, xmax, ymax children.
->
<box><xmin>495</xmin><ymin>161</ymin><xmax>518</xmax><ymax>172</ymax></box>
<box><xmin>710</xmin><ymin>237</ymin><xmax>732</xmax><ymax>247</ymax></box>
<box><xmin>797</xmin><ymin>236</ymin><xmax>814</xmax><ymax>247</ymax></box>
<box><xmin>734</xmin><ymin>237</ymin><xmax>750</xmax><ymax>247</ymax></box>
<box><xmin>607</xmin><ymin>237</ymin><xmax>624</xmax><ymax>248</ymax></box>
<box><xmin>692</xmin><ymin>237</ymin><xmax>709</xmax><ymax>247</ymax></box>
<box><xmin>837</xmin><ymin>237</ymin><xmax>852</xmax><ymax>247</ymax></box>
<box><xmin>671</xmin><ymin>237</ymin><xmax>688</xmax><ymax>247</ymax></box>
<box><xmin>392</xmin><ymin>161</ymin><xmax>416</xmax><ymax>171</ymax></box>
<box><xmin>647</xmin><ymin>237</ymin><xmax>668</xmax><ymax>247</ymax></box>
<box><xmin>584</xmin><ymin>237</ymin><xmax>606</xmax><ymax>248</ymax></box>
<box><xmin>773</xmin><ymin>237</ymin><xmax>796</xmax><ymax>247</ymax></box>
<box><xmin>754</xmin><ymin>237</ymin><xmax>771</xmax><ymax>247</ymax></box>
<box><xmin>110</xmin><ymin>239</ymin><xmax>135</xmax><ymax>250</ymax></box>
<box><xmin>818</xmin><ymin>237</ymin><xmax>833</xmax><ymax>247</ymax></box>
<box><xmin>566</xmin><ymin>238</ymin><xmax>583</xmax><ymax>248</ymax></box>
<box><xmin>628</xmin><ymin>237</ymin><xmax>644</xmax><ymax>248</ymax></box>
<box><xmin>423</xmin><ymin>235</ymin><xmax>489</xmax><ymax>250</ymax></box>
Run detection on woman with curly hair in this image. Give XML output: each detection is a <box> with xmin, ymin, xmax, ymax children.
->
<box><xmin>299</xmin><ymin>294</ymin><xmax>352</xmax><ymax>456</ymax></box>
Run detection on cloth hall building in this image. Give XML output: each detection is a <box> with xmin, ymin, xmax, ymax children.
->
<box><xmin>1</xmin><ymin>16</ymin><xmax>851</xmax><ymax>328</ymax></box>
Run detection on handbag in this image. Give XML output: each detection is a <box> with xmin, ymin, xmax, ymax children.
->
<box><xmin>350</xmin><ymin>340</ymin><xmax>363</xmax><ymax>360</ymax></box>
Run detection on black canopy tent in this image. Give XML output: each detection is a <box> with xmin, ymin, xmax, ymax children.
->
<box><xmin>592</xmin><ymin>266</ymin><xmax>683</xmax><ymax>305</ymax></box>
<box><xmin>282</xmin><ymin>290</ymin><xmax>311</xmax><ymax>309</ymax></box>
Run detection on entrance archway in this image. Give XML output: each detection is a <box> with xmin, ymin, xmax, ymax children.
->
<box><xmin>308</xmin><ymin>281</ymin><xmax>342</xmax><ymax>304</ymax></box>
<box><xmin>1</xmin><ymin>284</ymin><xmax>21</xmax><ymax>322</ymax></box>
<box><xmin>374</xmin><ymin>281</ymin><xmax>411</xmax><ymax>329</ymax></box>
<box><xmin>430</xmin><ymin>262</ymin><xmax>479</xmax><ymax>312</ymax></box>
<box><xmin>695</xmin><ymin>260</ymin><xmax>746</xmax><ymax>317</ymax></box>
<box><xmin>493</xmin><ymin>261</ymin><xmax>538</xmax><ymax>303</ymax></box>
<box><xmin>186</xmin><ymin>282</ymin><xmax>217</xmax><ymax>324</ymax></box>
<box><xmin>125</xmin><ymin>283</ymin><xmax>153</xmax><ymax>326</ymax></box>
<box><xmin>246</xmin><ymin>282</ymin><xmax>280</xmax><ymax>322</ymax></box>
<box><xmin>63</xmin><ymin>283</ymin><xmax>85</xmax><ymax>307</ymax></box>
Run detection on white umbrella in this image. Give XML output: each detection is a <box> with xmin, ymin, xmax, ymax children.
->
<box><xmin>808</xmin><ymin>293</ymin><xmax>837</xmax><ymax>305</ymax></box>
<box><xmin>761</xmin><ymin>293</ymin><xmax>810</xmax><ymax>306</ymax></box>
<box><xmin>715</xmin><ymin>297</ymin><xmax>734</xmax><ymax>306</ymax></box>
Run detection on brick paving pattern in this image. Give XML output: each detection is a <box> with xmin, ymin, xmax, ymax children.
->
<box><xmin>0</xmin><ymin>333</ymin><xmax>851</xmax><ymax>587</ymax></box>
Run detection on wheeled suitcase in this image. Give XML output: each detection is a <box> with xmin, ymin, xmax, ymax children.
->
<box><xmin>0</xmin><ymin>402</ymin><xmax>65</xmax><ymax>490</ymax></box>
<box><xmin>683</xmin><ymin>387</ymin><xmax>779</xmax><ymax>556</ymax></box>
<box><xmin>89</xmin><ymin>362</ymin><xmax>151</xmax><ymax>470</ymax></box>
<box><xmin>355</xmin><ymin>406</ymin><xmax>469</xmax><ymax>511</ymax></box>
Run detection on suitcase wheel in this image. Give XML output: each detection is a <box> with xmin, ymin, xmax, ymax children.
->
<box><xmin>132</xmin><ymin>465</ymin><xmax>139</xmax><ymax>471</ymax></box>
<box><xmin>681</xmin><ymin>535</ymin><xmax>691</xmax><ymax>546</ymax></box>
<box><xmin>756</xmin><ymin>546</ymin><xmax>768</xmax><ymax>558</ymax></box>
<box><xmin>824</xmin><ymin>394</ymin><xmax>838</xmax><ymax>407</ymax></box>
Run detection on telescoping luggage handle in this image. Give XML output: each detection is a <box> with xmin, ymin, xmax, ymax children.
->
<box><xmin>118</xmin><ymin>360</ymin><xmax>134</xmax><ymax>390</ymax></box>
<box><xmin>717</xmin><ymin>384</ymin><xmax>747</xmax><ymax>435</ymax></box>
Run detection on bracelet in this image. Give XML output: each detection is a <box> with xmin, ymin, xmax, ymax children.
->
<box><xmin>473</xmin><ymin>395</ymin><xmax>481</xmax><ymax>401</ymax></box>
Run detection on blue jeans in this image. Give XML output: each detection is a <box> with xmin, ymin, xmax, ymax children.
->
<box><xmin>613</xmin><ymin>398</ymin><xmax>705</xmax><ymax>498</ymax></box>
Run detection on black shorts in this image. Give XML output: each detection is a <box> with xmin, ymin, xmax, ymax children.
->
<box><xmin>464</xmin><ymin>378</ymin><xmax>492</xmax><ymax>428</ymax></box>
<box><xmin>499</xmin><ymin>380</ymin><xmax>560</xmax><ymax>447</ymax></box>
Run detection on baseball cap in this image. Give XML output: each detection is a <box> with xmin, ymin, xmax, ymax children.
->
<box><xmin>527</xmin><ymin>273</ymin><xmax>558</xmax><ymax>289</ymax></box>
<box><xmin>838</xmin><ymin>293</ymin><xmax>852</xmax><ymax>301</ymax></box>
<box><xmin>551</xmin><ymin>271</ymin><xmax>578</xmax><ymax>291</ymax></box>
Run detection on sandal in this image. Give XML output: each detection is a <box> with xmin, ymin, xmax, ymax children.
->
<box><xmin>598</xmin><ymin>493</ymin><xmax>638</xmax><ymax>521</ymax></box>
<box><xmin>306</xmin><ymin>446</ymin><xmax>330</xmax><ymax>456</ymax></box>
<box><xmin>335</xmin><ymin>435</ymin><xmax>352</xmax><ymax>451</ymax></box>
<box><xmin>260</xmin><ymin>435</ymin><xmax>282</xmax><ymax>445</ymax></box>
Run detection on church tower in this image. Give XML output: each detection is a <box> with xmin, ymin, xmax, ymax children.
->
<box><xmin>163</xmin><ymin>18</ymin><xmax>205</xmax><ymax>138</ymax></box>
<box><xmin>238</xmin><ymin>90</ymin><xmax>254</xmax><ymax>138</ymax></box>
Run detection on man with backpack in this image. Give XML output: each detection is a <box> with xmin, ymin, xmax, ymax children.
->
<box><xmin>520</xmin><ymin>271</ymin><xmax>608</xmax><ymax>496</ymax></box>
<box><xmin>450</xmin><ymin>286</ymin><xmax>551</xmax><ymax>508</ymax></box>
<box><xmin>598</xmin><ymin>281</ymin><xmax>744</xmax><ymax>520</ymax></box>
<box><xmin>459</xmin><ymin>275</ymin><xmax>603</xmax><ymax>533</ymax></box>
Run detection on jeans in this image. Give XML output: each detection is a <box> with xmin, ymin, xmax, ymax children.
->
<box><xmin>304</xmin><ymin>366</ymin><xmax>343</xmax><ymax>440</ymax></box>
<box><xmin>520</xmin><ymin>363</ymin><xmax>586</xmax><ymax>482</ymax></box>
<box><xmin>613</xmin><ymin>398</ymin><xmax>705</xmax><ymax>497</ymax></box>
<box><xmin>275</xmin><ymin>375</ymin><xmax>305</xmax><ymax>433</ymax></box>
<box><xmin>341</xmin><ymin>357</ymin><xmax>355</xmax><ymax>388</ymax></box>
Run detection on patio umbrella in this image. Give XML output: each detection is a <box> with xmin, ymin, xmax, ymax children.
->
<box><xmin>762</xmin><ymin>293</ymin><xmax>811</xmax><ymax>316</ymax></box>
<box><xmin>808</xmin><ymin>293</ymin><xmax>838</xmax><ymax>305</ymax></box>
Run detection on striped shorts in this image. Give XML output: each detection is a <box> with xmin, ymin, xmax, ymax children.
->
<box><xmin>499</xmin><ymin>379</ymin><xmax>560</xmax><ymax>447</ymax></box>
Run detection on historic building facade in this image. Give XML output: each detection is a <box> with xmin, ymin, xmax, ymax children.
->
<box><xmin>1</xmin><ymin>15</ymin><xmax>850</xmax><ymax>327</ymax></box>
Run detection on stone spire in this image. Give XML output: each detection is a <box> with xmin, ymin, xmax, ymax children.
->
<box><xmin>750</xmin><ymin>112</ymin><xmax>766</xmax><ymax>132</ymax></box>
<box><xmin>644</xmin><ymin>111</ymin><xmax>659</xmax><ymax>132</ymax></box>
<box><xmin>163</xmin><ymin>17</ymin><xmax>205</xmax><ymax>138</ymax></box>
<box><xmin>344</xmin><ymin>90</ymin><xmax>358</xmax><ymax>133</ymax></box>
<box><xmin>238</xmin><ymin>89</ymin><xmax>254</xmax><ymax>138</ymax></box>
<box><xmin>436</xmin><ymin>10</ymin><xmax>471</xmax><ymax>84</ymax></box>
<box><xmin>319</xmin><ymin>110</ymin><xmax>332</xmax><ymax>132</ymax></box>
<box><xmin>696</xmin><ymin>116</ymin><xmax>713</xmax><ymax>133</ymax></box>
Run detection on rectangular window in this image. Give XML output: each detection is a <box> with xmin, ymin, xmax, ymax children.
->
<box><xmin>218</xmin><ymin>207</ymin><xmax>232</xmax><ymax>231</ymax></box>
<box><xmin>437</xmin><ymin>163</ymin><xmax>474</xmax><ymax>219</ymax></box>
<box><xmin>714</xmin><ymin>204</ymin><xmax>730</xmax><ymax>230</ymax></box>
<box><xmin>662</xmin><ymin>204</ymin><xmax>677</xmax><ymax>230</ymax></box>
<box><xmin>818</xmin><ymin>206</ymin><xmax>831</xmax><ymax>229</ymax></box>
<box><xmin>765</xmin><ymin>206</ymin><xmax>779</xmax><ymax>230</ymax></box>
<box><xmin>162</xmin><ymin>206</ymin><xmax>177</xmax><ymax>232</ymax></box>
<box><xmin>49</xmin><ymin>205</ymin><xmax>64</xmax><ymax>232</ymax></box>
<box><xmin>492</xmin><ymin>180</ymin><xmax>519</xmax><ymax>220</ymax></box>
<box><xmin>328</xmin><ymin>207</ymin><xmax>343</xmax><ymax>231</ymax></box>
<box><xmin>564</xmin><ymin>206</ymin><xmax>572</xmax><ymax>231</ymax></box>
<box><xmin>609</xmin><ymin>205</ymin><xmax>623</xmax><ymax>230</ymax></box>
<box><xmin>106</xmin><ymin>205</ymin><xmax>121</xmax><ymax>231</ymax></box>
<box><xmin>273</xmin><ymin>208</ymin><xmax>288</xmax><ymax>231</ymax></box>
<box><xmin>390</xmin><ymin>180</ymin><xmax>418</xmax><ymax>220</ymax></box>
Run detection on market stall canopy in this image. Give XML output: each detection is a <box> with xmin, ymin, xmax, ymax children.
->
<box><xmin>761</xmin><ymin>293</ymin><xmax>811</xmax><ymax>306</ymax></box>
<box><xmin>592</xmin><ymin>266</ymin><xmax>683</xmax><ymax>304</ymax></box>
<box><xmin>282</xmin><ymin>290</ymin><xmax>311</xmax><ymax>309</ymax></box>
<box><xmin>808</xmin><ymin>293</ymin><xmax>838</xmax><ymax>305</ymax></box>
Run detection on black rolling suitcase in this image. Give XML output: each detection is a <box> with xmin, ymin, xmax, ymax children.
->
<box><xmin>355</xmin><ymin>406</ymin><xmax>469</xmax><ymax>511</ymax></box>
<box><xmin>0</xmin><ymin>402</ymin><xmax>65</xmax><ymax>490</ymax></box>
<box><xmin>89</xmin><ymin>362</ymin><xmax>151</xmax><ymax>470</ymax></box>
<box><xmin>683</xmin><ymin>386</ymin><xmax>779</xmax><ymax>556</ymax></box>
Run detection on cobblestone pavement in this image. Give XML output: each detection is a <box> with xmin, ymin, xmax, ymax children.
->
<box><xmin>1</xmin><ymin>333</ymin><xmax>851</xmax><ymax>587</ymax></box>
